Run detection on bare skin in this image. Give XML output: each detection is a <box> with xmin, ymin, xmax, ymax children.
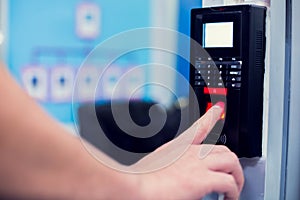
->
<box><xmin>0</xmin><ymin>64</ymin><xmax>243</xmax><ymax>199</ymax></box>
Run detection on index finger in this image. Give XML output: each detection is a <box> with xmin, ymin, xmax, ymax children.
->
<box><xmin>185</xmin><ymin>102</ymin><xmax>225</xmax><ymax>144</ymax></box>
<box><xmin>154</xmin><ymin>102</ymin><xmax>224</xmax><ymax>152</ymax></box>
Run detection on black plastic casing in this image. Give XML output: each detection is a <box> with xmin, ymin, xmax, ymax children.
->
<box><xmin>189</xmin><ymin>5</ymin><xmax>266</xmax><ymax>157</ymax></box>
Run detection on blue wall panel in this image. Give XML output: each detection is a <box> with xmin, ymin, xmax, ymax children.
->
<box><xmin>8</xmin><ymin>0</ymin><xmax>150</xmax><ymax>123</ymax></box>
<box><xmin>176</xmin><ymin>0</ymin><xmax>202</xmax><ymax>97</ymax></box>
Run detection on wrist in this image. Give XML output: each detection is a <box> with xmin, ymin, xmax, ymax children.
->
<box><xmin>114</xmin><ymin>172</ymin><xmax>144</xmax><ymax>200</ymax></box>
<box><xmin>133</xmin><ymin>172</ymin><xmax>167</xmax><ymax>200</ymax></box>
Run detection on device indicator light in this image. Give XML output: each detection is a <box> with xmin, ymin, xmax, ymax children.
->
<box><xmin>220</xmin><ymin>112</ymin><xmax>225</xmax><ymax>120</ymax></box>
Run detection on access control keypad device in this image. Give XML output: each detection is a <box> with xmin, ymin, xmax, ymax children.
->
<box><xmin>190</xmin><ymin>5</ymin><xmax>266</xmax><ymax>157</ymax></box>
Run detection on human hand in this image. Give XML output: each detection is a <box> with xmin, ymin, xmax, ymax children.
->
<box><xmin>134</xmin><ymin>103</ymin><xmax>244</xmax><ymax>200</ymax></box>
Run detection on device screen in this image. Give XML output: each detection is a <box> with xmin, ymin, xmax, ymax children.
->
<box><xmin>202</xmin><ymin>22</ymin><xmax>234</xmax><ymax>48</ymax></box>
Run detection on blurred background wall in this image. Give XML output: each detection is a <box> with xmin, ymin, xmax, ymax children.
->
<box><xmin>0</xmin><ymin>0</ymin><xmax>202</xmax><ymax>125</ymax></box>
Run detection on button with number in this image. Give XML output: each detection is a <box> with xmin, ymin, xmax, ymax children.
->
<box><xmin>229</xmin><ymin>71</ymin><xmax>242</xmax><ymax>76</ymax></box>
<box><xmin>195</xmin><ymin>81</ymin><xmax>205</xmax><ymax>86</ymax></box>
<box><xmin>231</xmin><ymin>77</ymin><xmax>241</xmax><ymax>82</ymax></box>
<box><xmin>198</xmin><ymin>69</ymin><xmax>211</xmax><ymax>76</ymax></box>
<box><xmin>217</xmin><ymin>82</ymin><xmax>224</xmax><ymax>87</ymax></box>
<box><xmin>229</xmin><ymin>64</ymin><xmax>241</xmax><ymax>69</ymax></box>
<box><xmin>217</xmin><ymin>63</ymin><xmax>227</xmax><ymax>70</ymax></box>
<box><xmin>201</xmin><ymin>64</ymin><xmax>208</xmax><ymax>69</ymax></box>
<box><xmin>231</xmin><ymin>83</ymin><xmax>242</xmax><ymax>88</ymax></box>
<box><xmin>195</xmin><ymin>75</ymin><xmax>202</xmax><ymax>80</ymax></box>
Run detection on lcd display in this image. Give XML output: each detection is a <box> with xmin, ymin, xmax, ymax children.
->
<box><xmin>203</xmin><ymin>22</ymin><xmax>234</xmax><ymax>48</ymax></box>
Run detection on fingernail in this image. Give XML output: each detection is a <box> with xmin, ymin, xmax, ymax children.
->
<box><xmin>214</xmin><ymin>101</ymin><xmax>225</xmax><ymax>111</ymax></box>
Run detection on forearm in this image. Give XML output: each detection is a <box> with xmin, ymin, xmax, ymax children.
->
<box><xmin>0</xmin><ymin>128</ymin><xmax>137</xmax><ymax>199</ymax></box>
<box><xmin>0</xmin><ymin>66</ymin><xmax>140</xmax><ymax>199</ymax></box>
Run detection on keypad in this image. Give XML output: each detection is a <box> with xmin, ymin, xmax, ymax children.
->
<box><xmin>194</xmin><ymin>58</ymin><xmax>242</xmax><ymax>89</ymax></box>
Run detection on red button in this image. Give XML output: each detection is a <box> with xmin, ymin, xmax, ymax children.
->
<box><xmin>203</xmin><ymin>87</ymin><xmax>227</xmax><ymax>95</ymax></box>
<box><xmin>206</xmin><ymin>101</ymin><xmax>226</xmax><ymax>120</ymax></box>
<box><xmin>206</xmin><ymin>102</ymin><xmax>213</xmax><ymax>112</ymax></box>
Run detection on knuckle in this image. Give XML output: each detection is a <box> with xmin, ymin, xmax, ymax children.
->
<box><xmin>212</xmin><ymin>145</ymin><xmax>230</xmax><ymax>153</ymax></box>
<box><xmin>228</xmin><ymin>152</ymin><xmax>239</xmax><ymax>164</ymax></box>
<box><xmin>224</xmin><ymin>175</ymin><xmax>236</xmax><ymax>187</ymax></box>
<box><xmin>217</xmin><ymin>145</ymin><xmax>231</xmax><ymax>152</ymax></box>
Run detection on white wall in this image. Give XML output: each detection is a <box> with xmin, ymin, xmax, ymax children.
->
<box><xmin>264</xmin><ymin>0</ymin><xmax>287</xmax><ymax>198</ymax></box>
<box><xmin>149</xmin><ymin>0</ymin><xmax>179</xmax><ymax>106</ymax></box>
<box><xmin>285</xmin><ymin>0</ymin><xmax>300</xmax><ymax>198</ymax></box>
<box><xmin>0</xmin><ymin>0</ymin><xmax>8</xmax><ymax>63</ymax></box>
